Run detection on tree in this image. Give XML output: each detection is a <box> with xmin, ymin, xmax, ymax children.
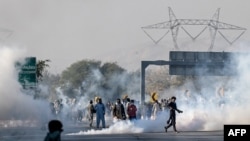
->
<box><xmin>59</xmin><ymin>60</ymin><xmax>130</xmax><ymax>99</ymax></box>
<box><xmin>36</xmin><ymin>59</ymin><xmax>51</xmax><ymax>82</ymax></box>
<box><xmin>60</xmin><ymin>59</ymin><xmax>102</xmax><ymax>89</ymax></box>
<box><xmin>101</xmin><ymin>62</ymin><xmax>125</xmax><ymax>79</ymax></box>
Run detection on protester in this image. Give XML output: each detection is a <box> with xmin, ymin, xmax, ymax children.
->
<box><xmin>127</xmin><ymin>99</ymin><xmax>137</xmax><ymax>121</ymax></box>
<box><xmin>113</xmin><ymin>98</ymin><xmax>126</xmax><ymax>120</ymax></box>
<box><xmin>95</xmin><ymin>98</ymin><xmax>106</xmax><ymax>128</ymax></box>
<box><xmin>125</xmin><ymin>97</ymin><xmax>131</xmax><ymax>118</ymax></box>
<box><xmin>151</xmin><ymin>100</ymin><xmax>160</xmax><ymax>120</ymax></box>
<box><xmin>164</xmin><ymin>96</ymin><xmax>183</xmax><ymax>133</ymax></box>
<box><xmin>87</xmin><ymin>100</ymin><xmax>95</xmax><ymax>127</ymax></box>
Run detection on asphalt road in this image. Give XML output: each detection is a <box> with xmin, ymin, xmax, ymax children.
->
<box><xmin>0</xmin><ymin>119</ymin><xmax>224</xmax><ymax>141</ymax></box>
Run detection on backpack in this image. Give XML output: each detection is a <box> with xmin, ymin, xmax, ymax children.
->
<box><xmin>92</xmin><ymin>108</ymin><xmax>96</xmax><ymax>113</ymax></box>
<box><xmin>127</xmin><ymin>104</ymin><xmax>137</xmax><ymax>116</ymax></box>
<box><xmin>91</xmin><ymin>105</ymin><xmax>96</xmax><ymax>113</ymax></box>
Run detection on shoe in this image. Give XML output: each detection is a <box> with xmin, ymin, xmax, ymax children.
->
<box><xmin>164</xmin><ymin>126</ymin><xmax>168</xmax><ymax>132</ymax></box>
<box><xmin>175</xmin><ymin>131</ymin><xmax>180</xmax><ymax>133</ymax></box>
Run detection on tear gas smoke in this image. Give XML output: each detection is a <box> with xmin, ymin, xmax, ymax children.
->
<box><xmin>0</xmin><ymin>46</ymin><xmax>51</xmax><ymax>127</ymax></box>
<box><xmin>1</xmin><ymin>45</ymin><xmax>250</xmax><ymax>135</ymax></box>
<box><xmin>68</xmin><ymin>52</ymin><xmax>250</xmax><ymax>135</ymax></box>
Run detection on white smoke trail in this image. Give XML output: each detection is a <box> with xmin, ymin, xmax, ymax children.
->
<box><xmin>67</xmin><ymin>112</ymin><xmax>170</xmax><ymax>135</ymax></box>
<box><xmin>68</xmin><ymin>120</ymin><xmax>143</xmax><ymax>135</ymax></box>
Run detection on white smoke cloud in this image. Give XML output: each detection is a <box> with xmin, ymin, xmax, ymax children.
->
<box><xmin>68</xmin><ymin>120</ymin><xmax>144</xmax><ymax>135</ymax></box>
<box><xmin>0</xmin><ymin>46</ymin><xmax>51</xmax><ymax>127</ymax></box>
<box><xmin>1</xmin><ymin>43</ymin><xmax>250</xmax><ymax>135</ymax></box>
<box><xmin>66</xmin><ymin>44</ymin><xmax>250</xmax><ymax>135</ymax></box>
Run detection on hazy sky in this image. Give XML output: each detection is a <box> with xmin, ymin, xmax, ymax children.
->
<box><xmin>1</xmin><ymin>0</ymin><xmax>250</xmax><ymax>74</ymax></box>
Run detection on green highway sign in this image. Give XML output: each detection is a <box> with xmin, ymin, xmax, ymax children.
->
<box><xmin>17</xmin><ymin>57</ymin><xmax>37</xmax><ymax>88</ymax></box>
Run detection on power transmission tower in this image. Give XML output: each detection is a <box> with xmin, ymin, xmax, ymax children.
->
<box><xmin>142</xmin><ymin>7</ymin><xmax>246</xmax><ymax>51</ymax></box>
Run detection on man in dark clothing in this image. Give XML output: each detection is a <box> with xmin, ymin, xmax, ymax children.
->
<box><xmin>164</xmin><ymin>96</ymin><xmax>183</xmax><ymax>133</ymax></box>
<box><xmin>113</xmin><ymin>98</ymin><xmax>126</xmax><ymax>120</ymax></box>
<box><xmin>87</xmin><ymin>100</ymin><xmax>95</xmax><ymax>127</ymax></box>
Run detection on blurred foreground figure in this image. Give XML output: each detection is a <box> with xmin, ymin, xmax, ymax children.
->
<box><xmin>164</xmin><ymin>96</ymin><xmax>183</xmax><ymax>133</ymax></box>
<box><xmin>44</xmin><ymin>120</ymin><xmax>63</xmax><ymax>141</ymax></box>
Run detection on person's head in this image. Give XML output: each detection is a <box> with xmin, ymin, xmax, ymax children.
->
<box><xmin>171</xmin><ymin>96</ymin><xmax>176</xmax><ymax>102</ymax></box>
<box><xmin>90</xmin><ymin>100</ymin><xmax>93</xmax><ymax>104</ymax></box>
<box><xmin>131</xmin><ymin>99</ymin><xmax>134</xmax><ymax>103</ymax></box>
<box><xmin>98</xmin><ymin>98</ymin><xmax>102</xmax><ymax>103</ymax></box>
<box><xmin>48</xmin><ymin>120</ymin><xmax>63</xmax><ymax>133</ymax></box>
<box><xmin>117</xmin><ymin>98</ymin><xmax>121</xmax><ymax>104</ymax></box>
<box><xmin>127</xmin><ymin>98</ymin><xmax>130</xmax><ymax>102</ymax></box>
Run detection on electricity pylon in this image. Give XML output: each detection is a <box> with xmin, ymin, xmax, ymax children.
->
<box><xmin>142</xmin><ymin>7</ymin><xmax>246</xmax><ymax>51</ymax></box>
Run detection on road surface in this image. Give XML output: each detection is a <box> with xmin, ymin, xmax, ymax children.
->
<box><xmin>0</xmin><ymin>120</ymin><xmax>223</xmax><ymax>141</ymax></box>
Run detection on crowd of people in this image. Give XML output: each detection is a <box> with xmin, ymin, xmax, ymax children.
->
<box><xmin>44</xmin><ymin>86</ymin><xmax>231</xmax><ymax>141</ymax></box>
<box><xmin>84</xmin><ymin>95</ymin><xmax>183</xmax><ymax>133</ymax></box>
<box><xmin>48</xmin><ymin>94</ymin><xmax>186</xmax><ymax>133</ymax></box>
<box><xmin>86</xmin><ymin>97</ymin><xmax>138</xmax><ymax>129</ymax></box>
<box><xmin>43</xmin><ymin>95</ymin><xmax>183</xmax><ymax>141</ymax></box>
